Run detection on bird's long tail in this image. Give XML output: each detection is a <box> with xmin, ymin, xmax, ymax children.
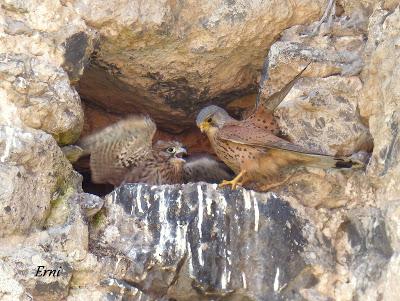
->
<box><xmin>297</xmin><ymin>151</ymin><xmax>367</xmax><ymax>170</ymax></box>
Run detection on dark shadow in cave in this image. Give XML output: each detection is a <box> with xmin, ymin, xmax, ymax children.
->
<box><xmin>81</xmin><ymin>171</ymin><xmax>114</xmax><ymax>196</ymax></box>
<box><xmin>73</xmin><ymin>156</ymin><xmax>114</xmax><ymax>197</ymax></box>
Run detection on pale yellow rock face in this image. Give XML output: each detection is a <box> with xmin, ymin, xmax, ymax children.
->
<box><xmin>275</xmin><ymin>76</ymin><xmax>372</xmax><ymax>156</ymax></box>
<box><xmin>1</xmin><ymin>1</ymin><xmax>400</xmax><ymax>301</ymax></box>
<box><xmin>0</xmin><ymin>54</ymin><xmax>84</xmax><ymax>144</ymax></box>
<box><xmin>0</xmin><ymin>126</ymin><xmax>80</xmax><ymax>237</ymax></box>
<box><xmin>360</xmin><ymin>7</ymin><xmax>400</xmax><ymax>201</ymax></box>
<box><xmin>0</xmin><ymin>0</ymin><xmax>97</xmax><ymax>143</ymax></box>
<box><xmin>73</xmin><ymin>0</ymin><xmax>326</xmax><ymax>131</ymax></box>
<box><xmin>358</xmin><ymin>8</ymin><xmax>400</xmax><ymax>300</ymax></box>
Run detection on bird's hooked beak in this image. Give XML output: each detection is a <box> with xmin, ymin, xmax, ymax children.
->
<box><xmin>174</xmin><ymin>147</ymin><xmax>188</xmax><ymax>160</ymax></box>
<box><xmin>199</xmin><ymin>122</ymin><xmax>210</xmax><ymax>133</ymax></box>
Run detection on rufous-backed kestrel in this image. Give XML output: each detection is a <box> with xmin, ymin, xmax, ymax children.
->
<box><xmin>196</xmin><ymin>64</ymin><xmax>364</xmax><ymax>190</ymax></box>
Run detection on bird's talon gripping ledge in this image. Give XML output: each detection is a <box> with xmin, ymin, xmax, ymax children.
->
<box><xmin>218</xmin><ymin>170</ymin><xmax>246</xmax><ymax>190</ymax></box>
<box><xmin>219</xmin><ymin>179</ymin><xmax>242</xmax><ymax>190</ymax></box>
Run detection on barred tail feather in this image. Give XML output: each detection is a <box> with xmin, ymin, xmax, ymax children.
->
<box><xmin>305</xmin><ymin>153</ymin><xmax>366</xmax><ymax>170</ymax></box>
<box><xmin>333</xmin><ymin>157</ymin><xmax>365</xmax><ymax>169</ymax></box>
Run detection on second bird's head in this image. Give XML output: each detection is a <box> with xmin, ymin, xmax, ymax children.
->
<box><xmin>153</xmin><ymin>140</ymin><xmax>187</xmax><ymax>164</ymax></box>
<box><xmin>196</xmin><ymin>105</ymin><xmax>232</xmax><ymax>134</ymax></box>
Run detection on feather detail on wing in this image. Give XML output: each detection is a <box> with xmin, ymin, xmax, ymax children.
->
<box><xmin>183</xmin><ymin>155</ymin><xmax>234</xmax><ymax>183</ymax></box>
<box><xmin>77</xmin><ymin>115</ymin><xmax>156</xmax><ymax>185</ymax></box>
<box><xmin>257</xmin><ymin>62</ymin><xmax>311</xmax><ymax>112</ymax></box>
<box><xmin>218</xmin><ymin>123</ymin><xmax>364</xmax><ymax>170</ymax></box>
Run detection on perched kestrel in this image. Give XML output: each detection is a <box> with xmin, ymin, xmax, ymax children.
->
<box><xmin>63</xmin><ymin>116</ymin><xmax>232</xmax><ymax>186</ymax></box>
<box><xmin>196</xmin><ymin>65</ymin><xmax>365</xmax><ymax>190</ymax></box>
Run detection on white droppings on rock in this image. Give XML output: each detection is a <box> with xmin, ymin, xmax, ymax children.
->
<box><xmin>154</xmin><ymin>189</ymin><xmax>172</xmax><ymax>262</ymax></box>
<box><xmin>218</xmin><ymin>194</ymin><xmax>228</xmax><ymax>213</ymax></box>
<box><xmin>273</xmin><ymin>267</ymin><xmax>280</xmax><ymax>292</ymax></box>
<box><xmin>242</xmin><ymin>271</ymin><xmax>247</xmax><ymax>289</ymax></box>
<box><xmin>206</xmin><ymin>188</ymin><xmax>213</xmax><ymax>215</ymax></box>
<box><xmin>175</xmin><ymin>223</ymin><xmax>188</xmax><ymax>257</ymax></box>
<box><xmin>226</xmin><ymin>250</ymin><xmax>232</xmax><ymax>265</ymax></box>
<box><xmin>136</xmin><ymin>184</ymin><xmax>143</xmax><ymax>213</ymax></box>
<box><xmin>176</xmin><ymin>189</ymin><xmax>183</xmax><ymax>210</ymax></box>
<box><xmin>252</xmin><ymin>191</ymin><xmax>259</xmax><ymax>232</ymax></box>
<box><xmin>221</xmin><ymin>260</ymin><xmax>232</xmax><ymax>290</ymax></box>
<box><xmin>187</xmin><ymin>240</ymin><xmax>194</xmax><ymax>275</ymax></box>
<box><xmin>197</xmin><ymin>185</ymin><xmax>204</xmax><ymax>240</ymax></box>
<box><xmin>198</xmin><ymin>243</ymin><xmax>204</xmax><ymax>266</ymax></box>
<box><xmin>243</xmin><ymin>189</ymin><xmax>252</xmax><ymax>210</ymax></box>
<box><xmin>144</xmin><ymin>191</ymin><xmax>151</xmax><ymax>209</ymax></box>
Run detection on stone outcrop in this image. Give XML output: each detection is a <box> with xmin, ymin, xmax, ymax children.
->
<box><xmin>76</xmin><ymin>0</ymin><xmax>326</xmax><ymax>131</ymax></box>
<box><xmin>1</xmin><ymin>0</ymin><xmax>400</xmax><ymax>300</ymax></box>
<box><xmin>0</xmin><ymin>0</ymin><xmax>97</xmax><ymax>143</ymax></box>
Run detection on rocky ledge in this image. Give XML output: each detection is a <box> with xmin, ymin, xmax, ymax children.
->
<box><xmin>0</xmin><ymin>183</ymin><xmax>395</xmax><ymax>301</ymax></box>
<box><xmin>1</xmin><ymin>0</ymin><xmax>400</xmax><ymax>300</ymax></box>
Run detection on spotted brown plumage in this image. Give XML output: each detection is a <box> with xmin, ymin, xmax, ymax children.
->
<box><xmin>78</xmin><ymin>116</ymin><xmax>158</xmax><ymax>185</ymax></box>
<box><xmin>196</xmin><ymin>64</ymin><xmax>365</xmax><ymax>190</ymax></box>
<box><xmin>121</xmin><ymin>140</ymin><xmax>187</xmax><ymax>185</ymax></box>
<box><xmin>62</xmin><ymin>115</ymin><xmax>233</xmax><ymax>186</ymax></box>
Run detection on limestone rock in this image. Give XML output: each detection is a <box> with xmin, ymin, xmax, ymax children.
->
<box><xmin>78</xmin><ymin>183</ymin><xmax>393</xmax><ymax>301</ymax></box>
<box><xmin>275</xmin><ymin>76</ymin><xmax>372</xmax><ymax>156</ymax></box>
<box><xmin>0</xmin><ymin>0</ymin><xmax>98</xmax><ymax>143</ymax></box>
<box><xmin>0</xmin><ymin>54</ymin><xmax>84</xmax><ymax>144</ymax></box>
<box><xmin>359</xmin><ymin>7</ymin><xmax>400</xmax><ymax>199</ymax></box>
<box><xmin>258</xmin><ymin>14</ymin><xmax>372</xmax><ymax>156</ymax></box>
<box><xmin>0</xmin><ymin>249</ymin><xmax>73</xmax><ymax>301</ymax></box>
<box><xmin>90</xmin><ymin>183</ymin><xmax>334</xmax><ymax>300</ymax></box>
<box><xmin>75</xmin><ymin>0</ymin><xmax>326</xmax><ymax>131</ymax></box>
<box><xmin>0</xmin><ymin>126</ymin><xmax>81</xmax><ymax>237</ymax></box>
<box><xmin>0</xmin><ymin>0</ymin><xmax>400</xmax><ymax>300</ymax></box>
<box><xmin>356</xmin><ymin>7</ymin><xmax>400</xmax><ymax>300</ymax></box>
<box><xmin>0</xmin><ymin>191</ymin><xmax>91</xmax><ymax>300</ymax></box>
<box><xmin>0</xmin><ymin>0</ymin><xmax>97</xmax><ymax>81</ymax></box>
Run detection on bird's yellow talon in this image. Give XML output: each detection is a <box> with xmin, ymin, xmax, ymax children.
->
<box><xmin>218</xmin><ymin>170</ymin><xmax>246</xmax><ymax>190</ymax></box>
<box><xmin>219</xmin><ymin>179</ymin><xmax>241</xmax><ymax>190</ymax></box>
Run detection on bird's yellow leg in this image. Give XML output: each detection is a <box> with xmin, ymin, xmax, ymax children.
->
<box><xmin>219</xmin><ymin>170</ymin><xmax>247</xmax><ymax>190</ymax></box>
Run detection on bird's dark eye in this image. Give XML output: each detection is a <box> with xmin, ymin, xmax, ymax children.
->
<box><xmin>166</xmin><ymin>147</ymin><xmax>175</xmax><ymax>153</ymax></box>
<box><xmin>207</xmin><ymin>117</ymin><xmax>213</xmax><ymax>123</ymax></box>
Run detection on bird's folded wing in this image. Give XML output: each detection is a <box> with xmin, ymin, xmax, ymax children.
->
<box><xmin>258</xmin><ymin>62</ymin><xmax>310</xmax><ymax>112</ymax></box>
<box><xmin>218</xmin><ymin>123</ymin><xmax>326</xmax><ymax>156</ymax></box>
<box><xmin>183</xmin><ymin>155</ymin><xmax>234</xmax><ymax>183</ymax></box>
<box><xmin>79</xmin><ymin>115</ymin><xmax>156</xmax><ymax>184</ymax></box>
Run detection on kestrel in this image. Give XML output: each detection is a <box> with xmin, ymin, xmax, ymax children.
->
<box><xmin>63</xmin><ymin>116</ymin><xmax>232</xmax><ymax>186</ymax></box>
<box><xmin>196</xmin><ymin>64</ymin><xmax>365</xmax><ymax>190</ymax></box>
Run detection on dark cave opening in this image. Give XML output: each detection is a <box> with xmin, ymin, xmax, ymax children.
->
<box><xmin>72</xmin><ymin>156</ymin><xmax>115</xmax><ymax>196</ymax></box>
<box><xmin>73</xmin><ymin>61</ymin><xmax>256</xmax><ymax>197</ymax></box>
<box><xmin>81</xmin><ymin>170</ymin><xmax>115</xmax><ymax>196</ymax></box>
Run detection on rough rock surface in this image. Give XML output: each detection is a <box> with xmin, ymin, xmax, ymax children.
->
<box><xmin>0</xmin><ymin>0</ymin><xmax>97</xmax><ymax>143</ymax></box>
<box><xmin>1</xmin><ymin>1</ymin><xmax>400</xmax><ymax>301</ymax></box>
<box><xmin>76</xmin><ymin>0</ymin><xmax>326</xmax><ymax>131</ymax></box>
<box><xmin>90</xmin><ymin>184</ymin><xmax>331</xmax><ymax>301</ymax></box>
<box><xmin>0</xmin><ymin>125</ymin><xmax>81</xmax><ymax>237</ymax></box>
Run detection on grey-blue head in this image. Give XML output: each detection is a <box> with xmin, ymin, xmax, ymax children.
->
<box><xmin>196</xmin><ymin>105</ymin><xmax>233</xmax><ymax>133</ymax></box>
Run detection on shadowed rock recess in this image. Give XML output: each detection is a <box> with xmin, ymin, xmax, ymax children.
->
<box><xmin>1</xmin><ymin>0</ymin><xmax>400</xmax><ymax>300</ymax></box>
